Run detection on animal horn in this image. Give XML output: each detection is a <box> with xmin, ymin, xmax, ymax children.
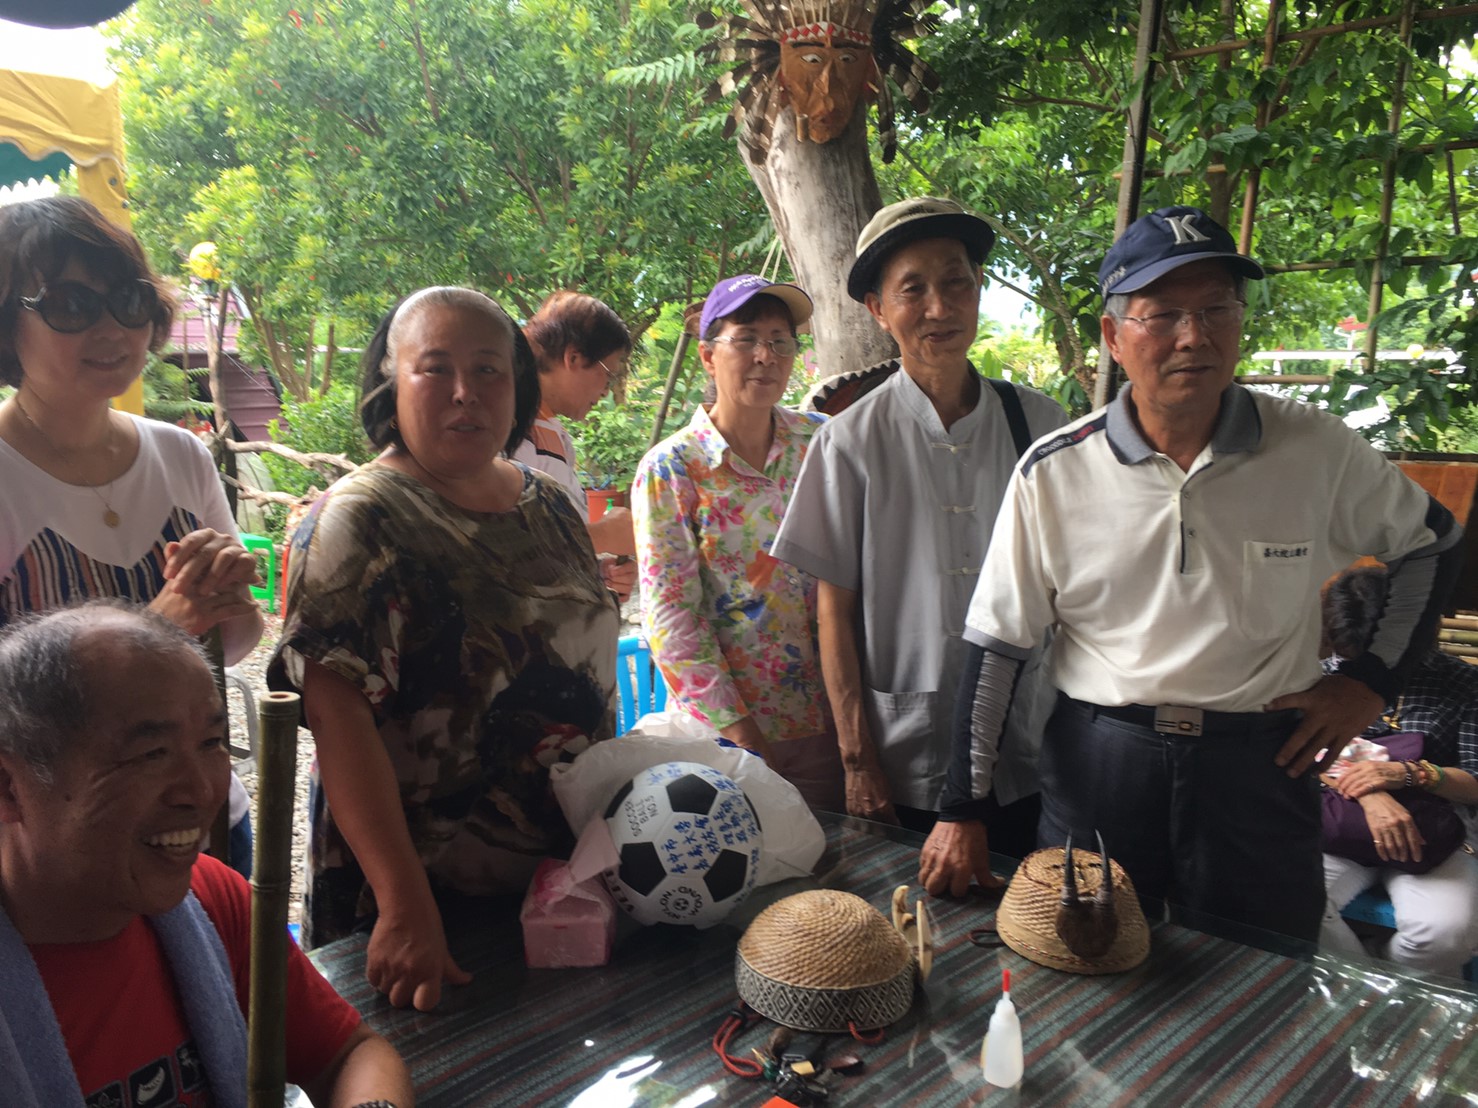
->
<box><xmin>1095</xmin><ymin>829</ymin><xmax>1114</xmax><ymax>907</ymax></box>
<box><xmin>1060</xmin><ymin>832</ymin><xmax>1080</xmax><ymax>906</ymax></box>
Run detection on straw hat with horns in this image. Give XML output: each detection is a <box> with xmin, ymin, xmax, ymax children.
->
<box><xmin>995</xmin><ymin>835</ymin><xmax>1151</xmax><ymax>975</ymax></box>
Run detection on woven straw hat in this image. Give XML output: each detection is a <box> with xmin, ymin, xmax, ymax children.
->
<box><xmin>735</xmin><ymin>890</ymin><xmax>916</xmax><ymax>1032</ymax></box>
<box><xmin>995</xmin><ymin>846</ymin><xmax>1151</xmax><ymax>975</ymax></box>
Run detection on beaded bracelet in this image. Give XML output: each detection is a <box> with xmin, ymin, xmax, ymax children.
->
<box><xmin>1403</xmin><ymin>761</ymin><xmax>1416</xmax><ymax>788</ymax></box>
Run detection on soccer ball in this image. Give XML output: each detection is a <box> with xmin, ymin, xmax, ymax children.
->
<box><xmin>602</xmin><ymin>761</ymin><xmax>763</xmax><ymax>928</ymax></box>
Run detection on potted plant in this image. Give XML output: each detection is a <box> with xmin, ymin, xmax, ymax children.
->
<box><xmin>571</xmin><ymin>398</ymin><xmax>650</xmax><ymax>520</ymax></box>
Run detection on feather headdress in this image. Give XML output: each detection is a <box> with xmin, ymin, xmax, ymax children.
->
<box><xmin>696</xmin><ymin>0</ymin><xmax>940</xmax><ymax>164</ymax></box>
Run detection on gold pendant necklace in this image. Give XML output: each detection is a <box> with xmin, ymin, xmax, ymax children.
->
<box><xmin>12</xmin><ymin>396</ymin><xmax>123</xmax><ymax>528</ymax></box>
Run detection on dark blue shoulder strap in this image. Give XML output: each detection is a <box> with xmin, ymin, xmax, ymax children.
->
<box><xmin>984</xmin><ymin>376</ymin><xmax>1033</xmax><ymax>459</ymax></box>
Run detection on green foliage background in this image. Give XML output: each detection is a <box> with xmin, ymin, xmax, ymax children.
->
<box><xmin>105</xmin><ymin>0</ymin><xmax>1477</xmax><ymax>475</ymax></box>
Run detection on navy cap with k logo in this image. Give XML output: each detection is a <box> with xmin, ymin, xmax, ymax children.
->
<box><xmin>1098</xmin><ymin>206</ymin><xmax>1265</xmax><ymax>299</ymax></box>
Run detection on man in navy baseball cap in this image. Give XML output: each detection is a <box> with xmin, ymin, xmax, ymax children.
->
<box><xmin>1098</xmin><ymin>205</ymin><xmax>1264</xmax><ymax>299</ymax></box>
<box><xmin>932</xmin><ymin>200</ymin><xmax>1463</xmax><ymax>946</ymax></box>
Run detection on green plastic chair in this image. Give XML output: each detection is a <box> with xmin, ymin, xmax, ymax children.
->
<box><xmin>240</xmin><ymin>532</ymin><xmax>278</xmax><ymax>614</ymax></box>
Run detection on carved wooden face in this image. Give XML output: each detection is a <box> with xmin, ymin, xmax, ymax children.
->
<box><xmin>778</xmin><ymin>25</ymin><xmax>876</xmax><ymax>144</ymax></box>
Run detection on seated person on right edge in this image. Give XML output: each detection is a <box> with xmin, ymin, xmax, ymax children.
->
<box><xmin>0</xmin><ymin>602</ymin><xmax>413</xmax><ymax>1108</ymax></box>
<box><xmin>1319</xmin><ymin>565</ymin><xmax>1478</xmax><ymax>978</ymax></box>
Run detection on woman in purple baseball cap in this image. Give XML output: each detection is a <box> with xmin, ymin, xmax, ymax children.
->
<box><xmin>632</xmin><ymin>274</ymin><xmax>843</xmax><ymax>809</ymax></box>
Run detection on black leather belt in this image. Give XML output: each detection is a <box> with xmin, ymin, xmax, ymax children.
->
<box><xmin>1062</xmin><ymin>696</ymin><xmax>1300</xmax><ymax>738</ymax></box>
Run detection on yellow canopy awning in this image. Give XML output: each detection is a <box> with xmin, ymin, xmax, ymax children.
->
<box><xmin>0</xmin><ymin>67</ymin><xmax>141</xmax><ymax>412</ymax></box>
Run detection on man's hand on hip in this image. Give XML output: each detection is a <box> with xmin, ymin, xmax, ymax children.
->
<box><xmin>1267</xmin><ymin>673</ymin><xmax>1384</xmax><ymax>777</ymax></box>
<box><xmin>919</xmin><ymin>819</ymin><xmax>1005</xmax><ymax>898</ymax></box>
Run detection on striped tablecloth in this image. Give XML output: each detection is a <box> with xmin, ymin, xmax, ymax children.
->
<box><xmin>309</xmin><ymin>816</ymin><xmax>1478</xmax><ymax>1106</ymax></box>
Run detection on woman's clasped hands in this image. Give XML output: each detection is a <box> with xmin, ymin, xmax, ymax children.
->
<box><xmin>151</xmin><ymin>528</ymin><xmax>261</xmax><ymax>635</ymax></box>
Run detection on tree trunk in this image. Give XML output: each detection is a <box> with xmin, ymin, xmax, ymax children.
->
<box><xmin>319</xmin><ymin>322</ymin><xmax>337</xmax><ymax>398</ymax></box>
<box><xmin>741</xmin><ymin>106</ymin><xmax>898</xmax><ymax>378</ymax></box>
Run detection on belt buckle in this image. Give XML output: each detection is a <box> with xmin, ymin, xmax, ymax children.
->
<box><xmin>1153</xmin><ymin>705</ymin><xmax>1203</xmax><ymax>736</ymax></box>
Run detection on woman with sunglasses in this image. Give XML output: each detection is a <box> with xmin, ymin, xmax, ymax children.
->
<box><xmin>0</xmin><ymin>197</ymin><xmax>262</xmax><ymax>703</ymax></box>
<box><xmin>632</xmin><ymin>274</ymin><xmax>842</xmax><ymax>808</ymax></box>
<box><xmin>511</xmin><ymin>290</ymin><xmax>637</xmax><ymax>601</ymax></box>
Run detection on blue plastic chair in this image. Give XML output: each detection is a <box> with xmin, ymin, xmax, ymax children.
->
<box><xmin>615</xmin><ymin>635</ymin><xmax>668</xmax><ymax>734</ymax></box>
<box><xmin>1340</xmin><ymin>885</ymin><xmax>1478</xmax><ymax>982</ymax></box>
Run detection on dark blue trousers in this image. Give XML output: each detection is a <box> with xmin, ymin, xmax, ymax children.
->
<box><xmin>1038</xmin><ymin>695</ymin><xmax>1324</xmax><ymax>944</ymax></box>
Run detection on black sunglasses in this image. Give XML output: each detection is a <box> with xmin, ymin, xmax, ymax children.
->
<box><xmin>20</xmin><ymin>279</ymin><xmax>159</xmax><ymax>333</ymax></box>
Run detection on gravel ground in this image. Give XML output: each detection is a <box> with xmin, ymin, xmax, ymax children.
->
<box><xmin>229</xmin><ymin>598</ymin><xmax>644</xmax><ymax>927</ymax></box>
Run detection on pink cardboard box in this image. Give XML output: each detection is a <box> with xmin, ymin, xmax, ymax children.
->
<box><xmin>520</xmin><ymin>857</ymin><xmax>617</xmax><ymax>968</ymax></box>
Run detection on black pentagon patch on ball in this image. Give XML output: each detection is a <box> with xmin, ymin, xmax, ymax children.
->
<box><xmin>618</xmin><ymin>841</ymin><xmax>668</xmax><ymax>896</ymax></box>
<box><xmin>666</xmin><ymin>773</ymin><xmax>718</xmax><ymax>815</ymax></box>
<box><xmin>703</xmin><ymin>849</ymin><xmax>750</xmax><ymax>902</ymax></box>
<box><xmin>603</xmin><ymin>779</ymin><xmax>635</xmax><ymax>820</ymax></box>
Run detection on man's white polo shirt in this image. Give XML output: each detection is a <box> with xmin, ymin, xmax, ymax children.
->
<box><xmin>964</xmin><ymin>384</ymin><xmax>1452</xmax><ymax>712</ymax></box>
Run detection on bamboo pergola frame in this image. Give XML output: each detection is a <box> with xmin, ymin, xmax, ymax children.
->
<box><xmin>1094</xmin><ymin>1</ymin><xmax>1474</xmax><ymax>407</ymax></box>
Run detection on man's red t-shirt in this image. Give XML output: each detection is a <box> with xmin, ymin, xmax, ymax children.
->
<box><xmin>28</xmin><ymin>855</ymin><xmax>362</xmax><ymax>1108</ymax></box>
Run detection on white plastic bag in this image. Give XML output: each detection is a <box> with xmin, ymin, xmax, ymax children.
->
<box><xmin>550</xmin><ymin>709</ymin><xmax>825</xmax><ymax>886</ymax></box>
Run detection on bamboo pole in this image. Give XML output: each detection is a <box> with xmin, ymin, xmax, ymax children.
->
<box><xmin>206</xmin><ymin>627</ymin><xmax>232</xmax><ymax>868</ymax></box>
<box><xmin>1163</xmin><ymin>5</ymin><xmax>1476</xmax><ymax>60</ymax></box>
<box><xmin>1116</xmin><ymin>139</ymin><xmax>1478</xmax><ymax>179</ymax></box>
<box><xmin>247</xmin><ymin>690</ymin><xmax>301</xmax><ymax>1108</ymax></box>
<box><xmin>649</xmin><ymin>330</ymin><xmax>693</xmax><ymax>450</ymax></box>
<box><xmin>1263</xmin><ymin>256</ymin><xmax>1447</xmax><ymax>273</ymax></box>
<box><xmin>1237</xmin><ymin>0</ymin><xmax>1281</xmax><ymax>255</ymax></box>
<box><xmin>1362</xmin><ymin>0</ymin><xmax>1417</xmax><ymax>374</ymax></box>
<box><xmin>1094</xmin><ymin>0</ymin><xmax>1164</xmax><ymax>410</ymax></box>
<box><xmin>1237</xmin><ymin>374</ymin><xmax>1333</xmax><ymax>385</ymax></box>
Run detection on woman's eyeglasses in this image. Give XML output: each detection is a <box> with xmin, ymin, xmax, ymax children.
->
<box><xmin>20</xmin><ymin>280</ymin><xmax>158</xmax><ymax>334</ymax></box>
<box><xmin>709</xmin><ymin>336</ymin><xmax>799</xmax><ymax>358</ymax></box>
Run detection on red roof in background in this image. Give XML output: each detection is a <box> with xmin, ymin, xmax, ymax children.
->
<box><xmin>165</xmin><ymin>289</ymin><xmax>248</xmax><ymax>357</ymax></box>
<box><xmin>160</xmin><ymin>289</ymin><xmax>285</xmax><ymax>443</ymax></box>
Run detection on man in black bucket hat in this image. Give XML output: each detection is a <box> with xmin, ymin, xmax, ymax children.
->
<box><xmin>928</xmin><ymin>206</ymin><xmax>1463</xmax><ymax>943</ymax></box>
<box><xmin>773</xmin><ymin>197</ymin><xmax>1068</xmax><ymax>857</ymax></box>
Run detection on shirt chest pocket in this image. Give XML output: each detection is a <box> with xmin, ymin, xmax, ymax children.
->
<box><xmin>1239</xmin><ymin>539</ymin><xmax>1314</xmax><ymax>640</ymax></box>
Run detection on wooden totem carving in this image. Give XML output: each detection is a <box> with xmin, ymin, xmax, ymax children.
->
<box><xmin>698</xmin><ymin>0</ymin><xmax>941</xmax><ymax>378</ymax></box>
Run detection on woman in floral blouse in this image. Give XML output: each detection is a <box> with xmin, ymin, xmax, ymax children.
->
<box><xmin>633</xmin><ymin>274</ymin><xmax>841</xmax><ymax>809</ymax></box>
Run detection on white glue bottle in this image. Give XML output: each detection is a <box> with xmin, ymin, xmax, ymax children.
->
<box><xmin>981</xmin><ymin>967</ymin><xmax>1024</xmax><ymax>1088</ymax></box>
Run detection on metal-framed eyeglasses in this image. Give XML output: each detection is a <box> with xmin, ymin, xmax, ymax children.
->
<box><xmin>708</xmin><ymin>335</ymin><xmax>800</xmax><ymax>359</ymax></box>
<box><xmin>20</xmin><ymin>279</ymin><xmax>159</xmax><ymax>334</ymax></box>
<box><xmin>1118</xmin><ymin>301</ymin><xmax>1245</xmax><ymax>339</ymax></box>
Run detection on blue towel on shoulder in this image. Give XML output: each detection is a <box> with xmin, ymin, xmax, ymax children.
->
<box><xmin>0</xmin><ymin>892</ymin><xmax>247</xmax><ymax>1108</ymax></box>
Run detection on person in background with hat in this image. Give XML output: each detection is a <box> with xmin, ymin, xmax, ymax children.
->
<box><xmin>771</xmin><ymin>199</ymin><xmax>1068</xmax><ymax>841</ymax></box>
<box><xmin>928</xmin><ymin>206</ymin><xmax>1462</xmax><ymax>943</ymax></box>
<box><xmin>633</xmin><ymin>275</ymin><xmax>845</xmax><ymax>808</ymax></box>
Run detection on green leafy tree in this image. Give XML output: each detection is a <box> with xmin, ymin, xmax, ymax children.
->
<box><xmin>909</xmin><ymin>0</ymin><xmax>1475</xmax><ymax>442</ymax></box>
<box><xmin>112</xmin><ymin>0</ymin><xmax>765</xmax><ymax>408</ymax></box>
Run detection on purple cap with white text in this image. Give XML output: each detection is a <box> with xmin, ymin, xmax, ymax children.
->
<box><xmin>698</xmin><ymin>274</ymin><xmax>813</xmax><ymax>338</ymax></box>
